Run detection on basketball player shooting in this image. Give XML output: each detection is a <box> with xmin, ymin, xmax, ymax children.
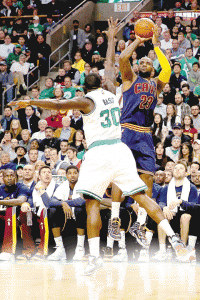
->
<box><xmin>9</xmin><ymin>19</ymin><xmax>194</xmax><ymax>275</ymax></box>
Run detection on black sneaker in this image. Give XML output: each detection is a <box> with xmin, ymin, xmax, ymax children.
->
<box><xmin>169</xmin><ymin>234</ymin><xmax>195</xmax><ymax>262</ymax></box>
<box><xmin>108</xmin><ymin>218</ymin><xmax>121</xmax><ymax>241</ymax></box>
<box><xmin>102</xmin><ymin>246</ymin><xmax>113</xmax><ymax>261</ymax></box>
<box><xmin>83</xmin><ymin>256</ymin><xmax>103</xmax><ymax>276</ymax></box>
<box><xmin>129</xmin><ymin>221</ymin><xmax>148</xmax><ymax>248</ymax></box>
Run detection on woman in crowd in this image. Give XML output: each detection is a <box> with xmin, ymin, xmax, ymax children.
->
<box><xmin>19</xmin><ymin>129</ymin><xmax>31</xmax><ymax>151</ymax></box>
<box><xmin>9</xmin><ymin>119</ymin><xmax>22</xmax><ymax>140</ymax></box>
<box><xmin>179</xmin><ymin>142</ymin><xmax>193</xmax><ymax>165</ymax></box>
<box><xmin>151</xmin><ymin>113</ymin><xmax>168</xmax><ymax>146</ymax></box>
<box><xmin>91</xmin><ymin>51</ymin><xmax>104</xmax><ymax>70</ymax></box>
<box><xmin>155</xmin><ymin>142</ymin><xmax>168</xmax><ymax>169</ymax></box>
<box><xmin>182</xmin><ymin>115</ymin><xmax>198</xmax><ymax>144</ymax></box>
<box><xmin>69</xmin><ymin>129</ymin><xmax>85</xmax><ymax>153</ymax></box>
<box><xmin>163</xmin><ymin>103</ymin><xmax>177</xmax><ymax>133</ymax></box>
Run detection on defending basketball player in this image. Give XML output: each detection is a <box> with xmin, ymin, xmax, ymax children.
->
<box><xmin>117</xmin><ymin>23</ymin><xmax>171</xmax><ymax>243</ymax></box>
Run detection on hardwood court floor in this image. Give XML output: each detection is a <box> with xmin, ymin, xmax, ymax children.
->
<box><xmin>0</xmin><ymin>260</ymin><xmax>200</xmax><ymax>300</ymax></box>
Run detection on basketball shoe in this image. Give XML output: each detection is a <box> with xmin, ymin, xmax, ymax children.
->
<box><xmin>169</xmin><ymin>234</ymin><xmax>195</xmax><ymax>262</ymax></box>
<box><xmin>47</xmin><ymin>247</ymin><xmax>67</xmax><ymax>261</ymax></box>
<box><xmin>0</xmin><ymin>252</ymin><xmax>15</xmax><ymax>262</ymax></box>
<box><xmin>129</xmin><ymin>221</ymin><xmax>148</xmax><ymax>248</ymax></box>
<box><xmin>102</xmin><ymin>246</ymin><xmax>113</xmax><ymax>261</ymax></box>
<box><xmin>83</xmin><ymin>256</ymin><xmax>103</xmax><ymax>276</ymax></box>
<box><xmin>73</xmin><ymin>247</ymin><xmax>85</xmax><ymax>261</ymax></box>
<box><xmin>138</xmin><ymin>249</ymin><xmax>149</xmax><ymax>262</ymax></box>
<box><xmin>112</xmin><ymin>248</ymin><xmax>128</xmax><ymax>262</ymax></box>
<box><xmin>108</xmin><ymin>218</ymin><xmax>121</xmax><ymax>241</ymax></box>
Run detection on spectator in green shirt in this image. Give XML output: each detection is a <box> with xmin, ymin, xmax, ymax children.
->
<box><xmin>28</xmin><ymin>16</ymin><xmax>44</xmax><ymax>36</ymax></box>
<box><xmin>180</xmin><ymin>48</ymin><xmax>198</xmax><ymax>79</ymax></box>
<box><xmin>63</xmin><ymin>77</ymin><xmax>76</xmax><ymax>99</ymax></box>
<box><xmin>39</xmin><ymin>78</ymin><xmax>54</xmax><ymax>99</ymax></box>
<box><xmin>184</xmin><ymin>25</ymin><xmax>197</xmax><ymax>43</ymax></box>
<box><xmin>6</xmin><ymin>44</ymin><xmax>22</xmax><ymax>68</ymax></box>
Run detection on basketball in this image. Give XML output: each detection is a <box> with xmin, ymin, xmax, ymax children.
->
<box><xmin>134</xmin><ymin>18</ymin><xmax>155</xmax><ymax>38</ymax></box>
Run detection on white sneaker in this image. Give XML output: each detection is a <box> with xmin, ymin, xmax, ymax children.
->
<box><xmin>112</xmin><ymin>248</ymin><xmax>128</xmax><ymax>262</ymax></box>
<box><xmin>83</xmin><ymin>256</ymin><xmax>103</xmax><ymax>276</ymax></box>
<box><xmin>0</xmin><ymin>252</ymin><xmax>15</xmax><ymax>262</ymax></box>
<box><xmin>73</xmin><ymin>247</ymin><xmax>85</xmax><ymax>261</ymax></box>
<box><xmin>138</xmin><ymin>249</ymin><xmax>149</xmax><ymax>262</ymax></box>
<box><xmin>152</xmin><ymin>250</ymin><xmax>169</xmax><ymax>262</ymax></box>
<box><xmin>47</xmin><ymin>247</ymin><xmax>67</xmax><ymax>261</ymax></box>
<box><xmin>175</xmin><ymin>245</ymin><xmax>196</xmax><ymax>263</ymax></box>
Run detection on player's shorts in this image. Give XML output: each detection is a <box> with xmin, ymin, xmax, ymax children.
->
<box><xmin>121</xmin><ymin>124</ymin><xmax>156</xmax><ymax>175</ymax></box>
<box><xmin>75</xmin><ymin>139</ymin><xmax>147</xmax><ymax>201</ymax></box>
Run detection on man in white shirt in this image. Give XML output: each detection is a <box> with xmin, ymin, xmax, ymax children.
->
<box><xmin>31</xmin><ymin>119</ymin><xmax>47</xmax><ymax>141</ymax></box>
<box><xmin>160</xmin><ymin>30</ymin><xmax>173</xmax><ymax>51</ymax></box>
<box><xmin>191</xmin><ymin>105</ymin><xmax>200</xmax><ymax>134</ymax></box>
<box><xmin>155</xmin><ymin>17</ymin><xmax>168</xmax><ymax>35</ymax></box>
<box><xmin>154</xmin><ymin>94</ymin><xmax>167</xmax><ymax>119</ymax></box>
<box><xmin>0</xmin><ymin>35</ymin><xmax>15</xmax><ymax>60</ymax></box>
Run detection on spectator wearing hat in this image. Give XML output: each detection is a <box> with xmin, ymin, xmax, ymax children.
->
<box><xmin>154</xmin><ymin>94</ymin><xmax>167</xmax><ymax>119</ymax></box>
<box><xmin>82</xmin><ymin>40</ymin><xmax>93</xmax><ymax>64</ymax></box>
<box><xmin>0</xmin><ymin>35</ymin><xmax>15</xmax><ymax>60</ymax></box>
<box><xmin>165</xmin><ymin>136</ymin><xmax>181</xmax><ymax>163</ymax></box>
<box><xmin>174</xmin><ymin>93</ymin><xmax>191</xmax><ymax>123</ymax></box>
<box><xmin>69</xmin><ymin>20</ymin><xmax>86</xmax><ymax>61</ymax></box>
<box><xmin>63</xmin><ymin>60</ymin><xmax>80</xmax><ymax>85</ymax></box>
<box><xmin>182</xmin><ymin>83</ymin><xmax>199</xmax><ymax>107</ymax></box>
<box><xmin>43</xmin><ymin>14</ymin><xmax>55</xmax><ymax>34</ymax></box>
<box><xmin>164</xmin><ymin>122</ymin><xmax>191</xmax><ymax>148</ymax></box>
<box><xmin>12</xmin><ymin>145</ymin><xmax>27</xmax><ymax>166</ymax></box>
<box><xmin>16</xmin><ymin>164</ymin><xmax>24</xmax><ymax>182</ymax></box>
<box><xmin>91</xmin><ymin>51</ymin><xmax>104</xmax><ymax>70</ymax></box>
<box><xmin>6</xmin><ymin>44</ymin><xmax>22</xmax><ymax>69</ymax></box>
<box><xmin>72</xmin><ymin>50</ymin><xmax>85</xmax><ymax>74</ymax></box>
<box><xmin>0</xmin><ymin>61</ymin><xmax>14</xmax><ymax>103</ymax></box>
<box><xmin>170</xmin><ymin>62</ymin><xmax>187</xmax><ymax>92</ymax></box>
<box><xmin>28</xmin><ymin>16</ymin><xmax>44</xmax><ymax>35</ymax></box>
<box><xmin>125</xmin><ymin>30</ymin><xmax>135</xmax><ymax>48</ymax></box>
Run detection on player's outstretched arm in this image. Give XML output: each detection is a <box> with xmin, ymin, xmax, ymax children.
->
<box><xmin>103</xmin><ymin>17</ymin><xmax>118</xmax><ymax>94</ymax></box>
<box><xmin>9</xmin><ymin>97</ymin><xmax>94</xmax><ymax>114</ymax></box>
<box><xmin>152</xmin><ymin>25</ymin><xmax>171</xmax><ymax>95</ymax></box>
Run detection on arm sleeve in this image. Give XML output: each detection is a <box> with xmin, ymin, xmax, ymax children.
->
<box><xmin>154</xmin><ymin>46</ymin><xmax>171</xmax><ymax>83</ymax></box>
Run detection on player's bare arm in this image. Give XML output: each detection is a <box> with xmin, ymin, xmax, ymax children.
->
<box><xmin>103</xmin><ymin>17</ymin><xmax>119</xmax><ymax>94</ymax></box>
<box><xmin>152</xmin><ymin>25</ymin><xmax>171</xmax><ymax>95</ymax></box>
<box><xmin>0</xmin><ymin>196</ymin><xmax>27</xmax><ymax>206</ymax></box>
<box><xmin>9</xmin><ymin>97</ymin><xmax>94</xmax><ymax>114</ymax></box>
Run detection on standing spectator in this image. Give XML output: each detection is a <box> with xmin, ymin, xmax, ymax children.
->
<box><xmin>69</xmin><ymin>20</ymin><xmax>86</xmax><ymax>61</ymax></box>
<box><xmin>45</xmin><ymin>110</ymin><xmax>63</xmax><ymax>129</ymax></box>
<box><xmin>84</xmin><ymin>24</ymin><xmax>95</xmax><ymax>45</ymax></box>
<box><xmin>191</xmin><ymin>105</ymin><xmax>200</xmax><ymax>134</ymax></box>
<box><xmin>39</xmin><ymin>78</ymin><xmax>54</xmax><ymax>99</ymax></box>
<box><xmin>182</xmin><ymin>115</ymin><xmax>198</xmax><ymax>143</ymax></box>
<box><xmin>1</xmin><ymin>106</ymin><xmax>17</xmax><ymax>130</ymax></box>
<box><xmin>34</xmin><ymin>34</ymin><xmax>51</xmax><ymax>76</ymax></box>
<box><xmin>0</xmin><ymin>61</ymin><xmax>14</xmax><ymax>104</ymax></box>
<box><xmin>63</xmin><ymin>60</ymin><xmax>80</xmax><ymax>85</ymax></box>
<box><xmin>174</xmin><ymin>93</ymin><xmax>191</xmax><ymax>123</ymax></box>
<box><xmin>28</xmin><ymin>16</ymin><xmax>44</xmax><ymax>35</ymax></box>
<box><xmin>62</xmin><ymin>77</ymin><xmax>76</xmax><ymax>100</ymax></box>
<box><xmin>20</xmin><ymin>105</ymin><xmax>40</xmax><ymax>134</ymax></box>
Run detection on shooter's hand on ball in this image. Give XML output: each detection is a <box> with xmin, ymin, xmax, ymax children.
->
<box><xmin>152</xmin><ymin>25</ymin><xmax>160</xmax><ymax>46</ymax></box>
<box><xmin>135</xmin><ymin>35</ymin><xmax>151</xmax><ymax>44</ymax></box>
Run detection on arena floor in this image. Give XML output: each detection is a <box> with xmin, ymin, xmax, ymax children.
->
<box><xmin>0</xmin><ymin>259</ymin><xmax>199</xmax><ymax>300</ymax></box>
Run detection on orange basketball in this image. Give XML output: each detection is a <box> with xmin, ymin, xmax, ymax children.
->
<box><xmin>134</xmin><ymin>18</ymin><xmax>154</xmax><ymax>38</ymax></box>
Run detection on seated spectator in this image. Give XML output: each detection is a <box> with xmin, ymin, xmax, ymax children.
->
<box><xmin>180</xmin><ymin>48</ymin><xmax>198</xmax><ymax>79</ymax></box>
<box><xmin>13</xmin><ymin>145</ymin><xmax>27</xmax><ymax>166</ymax></box>
<box><xmin>6</xmin><ymin>44</ymin><xmax>22</xmax><ymax>69</ymax></box>
<box><xmin>43</xmin><ymin>14</ymin><xmax>55</xmax><ymax>34</ymax></box>
<box><xmin>190</xmin><ymin>0</ymin><xmax>200</xmax><ymax>10</ymax></box>
<box><xmin>125</xmin><ymin>30</ymin><xmax>136</xmax><ymax>48</ymax></box>
<box><xmin>12</xmin><ymin>17</ymin><xmax>28</xmax><ymax>43</ymax></box>
<box><xmin>0</xmin><ymin>130</ymin><xmax>12</xmax><ymax>153</ymax></box>
<box><xmin>154</xmin><ymin>170</ymin><xmax>166</xmax><ymax>187</ymax></box>
<box><xmin>179</xmin><ymin>142</ymin><xmax>193</xmax><ymax>165</ymax></box>
<box><xmin>69</xmin><ymin>129</ymin><xmax>85</xmax><ymax>153</ymax></box>
<box><xmin>16</xmin><ymin>164</ymin><xmax>24</xmax><ymax>183</ymax></box>
<box><xmin>164</xmin><ymin>169</ymin><xmax>173</xmax><ymax>185</ymax></box>
<box><xmin>19</xmin><ymin>129</ymin><xmax>31</xmax><ymax>151</ymax></box>
<box><xmin>58</xmin><ymin>140</ymin><xmax>69</xmax><ymax>162</ymax></box>
<box><xmin>172</xmin><ymin>1</ymin><xmax>185</xmax><ymax>11</ymax></box>
<box><xmin>155</xmin><ymin>142</ymin><xmax>168</xmax><ymax>169</ymax></box>
<box><xmin>1</xmin><ymin>106</ymin><xmax>17</xmax><ymax>131</ymax></box>
<box><xmin>191</xmin><ymin>20</ymin><xmax>199</xmax><ymax>37</ymax></box>
<box><xmin>151</xmin><ymin>113</ymin><xmax>168</xmax><ymax>146</ymax></box>
<box><xmin>17</xmin><ymin>36</ymin><xmax>28</xmax><ymax>54</ymax></box>
<box><xmin>66</xmin><ymin>147</ymin><xmax>81</xmax><ymax>169</ymax></box>
<box><xmin>165</xmin><ymin>136</ymin><xmax>181</xmax><ymax>163</ymax></box>
<box><xmin>164</xmin><ymin>122</ymin><xmax>191</xmax><ymax>148</ymax></box>
<box><xmin>0</xmin><ymin>61</ymin><xmax>14</xmax><ymax>103</ymax></box>
<box><xmin>62</xmin><ymin>77</ymin><xmax>76</xmax><ymax>100</ymax></box>
<box><xmin>188</xmin><ymin>161</ymin><xmax>200</xmax><ymax>182</ymax></box>
<box><xmin>45</xmin><ymin>109</ymin><xmax>63</xmax><ymax>129</ymax></box>
<box><xmin>41</xmin><ymin>147</ymin><xmax>51</xmax><ymax>166</ymax></box>
<box><xmin>9</xmin><ymin>119</ymin><xmax>22</xmax><ymax>140</ymax></box>
<box><xmin>31</xmin><ymin>85</ymin><xmax>40</xmax><ymax>100</ymax></box>
<box><xmin>25</xmin><ymin>138</ymin><xmax>43</xmax><ymax>162</ymax></box>
<box><xmin>84</xmin><ymin>23</ymin><xmax>95</xmax><ymax>45</ymax></box>
<box><xmin>63</xmin><ymin>60</ymin><xmax>80</xmax><ymax>85</ymax></box>
<box><xmin>91</xmin><ymin>51</ymin><xmax>104</xmax><ymax>70</ymax></box>
<box><xmin>155</xmin><ymin>17</ymin><xmax>168</xmax><ymax>35</ymax></box>
<box><xmin>192</xmin><ymin>39</ymin><xmax>200</xmax><ymax>60</ymax></box>
<box><xmin>27</xmin><ymin>149</ymin><xmax>39</xmax><ymax>166</ymax></box>
<box><xmin>39</xmin><ymin>126</ymin><xmax>60</xmax><ymax>151</ymax></box>
<box><xmin>10</xmin><ymin>54</ymin><xmax>30</xmax><ymax>94</ymax></box>
<box><xmin>163</xmin><ymin>83</ymin><xmax>176</xmax><ymax>105</ymax></box>
<box><xmin>31</xmin><ymin>119</ymin><xmax>47</xmax><ymax>142</ymax></box>
<box><xmin>0</xmin><ymin>35</ymin><xmax>15</xmax><ymax>60</ymax></box>
<box><xmin>9</xmin><ymin>138</ymin><xmax>18</xmax><ymax>160</ymax></box>
<box><xmin>178</xmin><ymin>32</ymin><xmax>191</xmax><ymax>52</ymax></box>
<box><xmin>184</xmin><ymin>61</ymin><xmax>200</xmax><ymax>92</ymax></box>
<box><xmin>170</xmin><ymin>62</ymin><xmax>187</xmax><ymax>92</ymax></box>
<box><xmin>39</xmin><ymin>78</ymin><xmax>54</xmax><ymax>99</ymax></box>
<box><xmin>0</xmin><ymin>151</ymin><xmax>16</xmax><ymax>170</ymax></box>
<box><xmin>53</xmin><ymin>87</ymin><xmax>64</xmax><ymax>100</ymax></box>
<box><xmin>148</xmin><ymin>50</ymin><xmax>160</xmax><ymax>75</ymax></box>
<box><xmin>20</xmin><ymin>105</ymin><xmax>40</xmax><ymax>134</ymax></box>
<box><xmin>72</xmin><ymin>50</ymin><xmax>86</xmax><ymax>74</ymax></box>
<box><xmin>163</xmin><ymin>103</ymin><xmax>177</xmax><ymax>133</ymax></box>
<box><xmin>80</xmin><ymin>62</ymin><xmax>91</xmax><ymax>86</ymax></box>
<box><xmin>70</xmin><ymin>109</ymin><xmax>83</xmax><ymax>130</ymax></box>
<box><xmin>82</xmin><ymin>40</ymin><xmax>93</xmax><ymax>64</ymax></box>
<box><xmin>54</xmin><ymin>69</ymin><xmax>66</xmax><ymax>87</ymax></box>
<box><xmin>171</xmin><ymin>39</ymin><xmax>185</xmax><ymax>60</ymax></box>
<box><xmin>182</xmin><ymin>83</ymin><xmax>199</xmax><ymax>107</ymax></box>
<box><xmin>185</xmin><ymin>25</ymin><xmax>197</xmax><ymax>45</ymax></box>
<box><xmin>22</xmin><ymin>164</ymin><xmax>36</xmax><ymax>193</ymax></box>
<box><xmin>174</xmin><ymin>93</ymin><xmax>191</xmax><ymax>123</ymax></box>
<box><xmin>193</xmin><ymin>139</ymin><xmax>200</xmax><ymax>163</ymax></box>
<box><xmin>0</xmin><ymin>0</ymin><xmax>16</xmax><ymax>17</ymax></box>
<box><xmin>95</xmin><ymin>34</ymin><xmax>107</xmax><ymax>58</ymax></box>
<box><xmin>182</xmin><ymin>115</ymin><xmax>198</xmax><ymax>143</ymax></box>
<box><xmin>28</xmin><ymin>16</ymin><xmax>44</xmax><ymax>35</ymax></box>
<box><xmin>191</xmin><ymin>105</ymin><xmax>200</xmax><ymax>134</ymax></box>
<box><xmin>174</xmin><ymin>16</ymin><xmax>185</xmax><ymax>32</ymax></box>
<box><xmin>160</xmin><ymin>30</ymin><xmax>173</xmax><ymax>51</ymax></box>
<box><xmin>49</xmin><ymin>148</ymin><xmax>69</xmax><ymax>174</ymax></box>
<box><xmin>33</xmin><ymin>34</ymin><xmax>51</xmax><ymax>76</ymax></box>
<box><xmin>54</xmin><ymin>116</ymin><xmax>75</xmax><ymax>143</ymax></box>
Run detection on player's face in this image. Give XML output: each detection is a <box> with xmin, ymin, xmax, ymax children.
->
<box><xmin>3</xmin><ymin>170</ymin><xmax>16</xmax><ymax>186</ymax></box>
<box><xmin>39</xmin><ymin>168</ymin><xmax>52</xmax><ymax>184</ymax></box>
<box><xmin>66</xmin><ymin>169</ymin><xmax>79</xmax><ymax>184</ymax></box>
<box><xmin>139</xmin><ymin>58</ymin><xmax>153</xmax><ymax>78</ymax></box>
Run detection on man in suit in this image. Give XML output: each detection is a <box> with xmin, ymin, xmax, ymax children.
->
<box><xmin>69</xmin><ymin>20</ymin><xmax>86</xmax><ymax>62</ymax></box>
<box><xmin>20</xmin><ymin>105</ymin><xmax>40</xmax><ymax>134</ymax></box>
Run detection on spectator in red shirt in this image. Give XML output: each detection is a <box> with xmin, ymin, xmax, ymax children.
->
<box><xmin>182</xmin><ymin>115</ymin><xmax>198</xmax><ymax>143</ymax></box>
<box><xmin>45</xmin><ymin>109</ymin><xmax>63</xmax><ymax>129</ymax></box>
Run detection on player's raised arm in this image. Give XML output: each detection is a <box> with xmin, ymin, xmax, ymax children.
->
<box><xmin>9</xmin><ymin>97</ymin><xmax>94</xmax><ymax>114</ymax></box>
<box><xmin>103</xmin><ymin>17</ymin><xmax>119</xmax><ymax>94</ymax></box>
<box><xmin>152</xmin><ymin>25</ymin><xmax>171</xmax><ymax>95</ymax></box>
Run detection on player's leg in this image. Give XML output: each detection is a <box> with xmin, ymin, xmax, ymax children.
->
<box><xmin>73</xmin><ymin>206</ymin><xmax>86</xmax><ymax>261</ymax></box>
<box><xmin>180</xmin><ymin>213</ymin><xmax>191</xmax><ymax>245</ymax></box>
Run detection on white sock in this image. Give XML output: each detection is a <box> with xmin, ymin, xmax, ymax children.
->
<box><xmin>146</xmin><ymin>231</ymin><xmax>153</xmax><ymax>247</ymax></box>
<box><xmin>137</xmin><ymin>207</ymin><xmax>147</xmax><ymax>225</ymax></box>
<box><xmin>159</xmin><ymin>243</ymin><xmax>166</xmax><ymax>253</ymax></box>
<box><xmin>88</xmin><ymin>237</ymin><xmax>100</xmax><ymax>258</ymax></box>
<box><xmin>54</xmin><ymin>236</ymin><xmax>64</xmax><ymax>249</ymax></box>
<box><xmin>111</xmin><ymin>202</ymin><xmax>121</xmax><ymax>219</ymax></box>
<box><xmin>188</xmin><ymin>235</ymin><xmax>197</xmax><ymax>248</ymax></box>
<box><xmin>77</xmin><ymin>235</ymin><xmax>85</xmax><ymax>248</ymax></box>
<box><xmin>158</xmin><ymin>219</ymin><xmax>175</xmax><ymax>237</ymax></box>
<box><xmin>107</xmin><ymin>235</ymin><xmax>114</xmax><ymax>248</ymax></box>
<box><xmin>118</xmin><ymin>230</ymin><xmax>126</xmax><ymax>249</ymax></box>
